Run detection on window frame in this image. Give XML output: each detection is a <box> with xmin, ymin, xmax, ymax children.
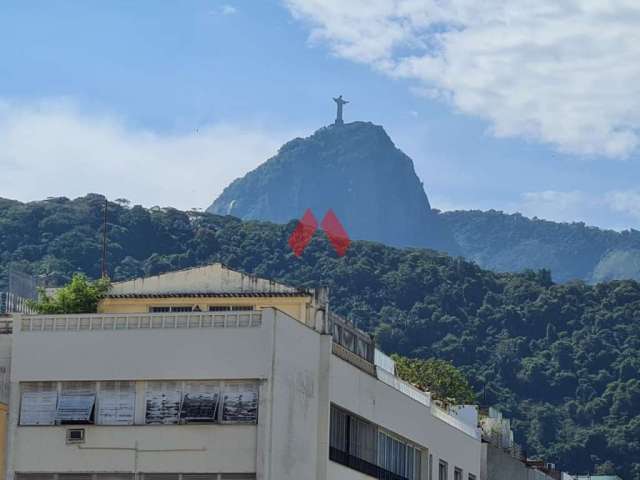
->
<box><xmin>55</xmin><ymin>382</ymin><xmax>96</xmax><ymax>425</ymax></box>
<box><xmin>439</xmin><ymin>460</ymin><xmax>448</xmax><ymax>480</ymax></box>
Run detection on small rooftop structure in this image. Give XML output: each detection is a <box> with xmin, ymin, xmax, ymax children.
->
<box><xmin>108</xmin><ymin>263</ymin><xmax>304</xmax><ymax>296</ymax></box>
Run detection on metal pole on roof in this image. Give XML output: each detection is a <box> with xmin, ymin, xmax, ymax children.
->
<box><xmin>101</xmin><ymin>197</ymin><xmax>109</xmax><ymax>279</ymax></box>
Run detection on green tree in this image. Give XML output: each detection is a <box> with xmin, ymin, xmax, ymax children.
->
<box><xmin>29</xmin><ymin>273</ymin><xmax>110</xmax><ymax>314</ymax></box>
<box><xmin>391</xmin><ymin>355</ymin><xmax>476</xmax><ymax>405</ymax></box>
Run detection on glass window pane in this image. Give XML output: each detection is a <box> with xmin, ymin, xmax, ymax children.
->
<box><xmin>180</xmin><ymin>381</ymin><xmax>220</xmax><ymax>423</ymax></box>
<box><xmin>145</xmin><ymin>381</ymin><xmax>181</xmax><ymax>425</ymax></box>
<box><xmin>20</xmin><ymin>382</ymin><xmax>58</xmax><ymax>426</ymax></box>
<box><xmin>222</xmin><ymin>382</ymin><xmax>258</xmax><ymax>423</ymax></box>
<box><xmin>97</xmin><ymin>381</ymin><xmax>135</xmax><ymax>425</ymax></box>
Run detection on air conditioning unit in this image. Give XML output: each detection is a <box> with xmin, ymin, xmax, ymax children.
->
<box><xmin>66</xmin><ymin>428</ymin><xmax>85</xmax><ymax>444</ymax></box>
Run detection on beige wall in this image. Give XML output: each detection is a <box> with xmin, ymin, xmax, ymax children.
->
<box><xmin>108</xmin><ymin>264</ymin><xmax>298</xmax><ymax>295</ymax></box>
<box><xmin>98</xmin><ymin>296</ymin><xmax>309</xmax><ymax>324</ymax></box>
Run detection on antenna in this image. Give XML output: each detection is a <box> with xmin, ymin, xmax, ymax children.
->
<box><xmin>101</xmin><ymin>197</ymin><xmax>108</xmax><ymax>279</ymax></box>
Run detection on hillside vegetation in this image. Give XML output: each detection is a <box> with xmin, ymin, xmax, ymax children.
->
<box><xmin>2</xmin><ymin>194</ymin><xmax>640</xmax><ymax>479</ymax></box>
<box><xmin>442</xmin><ymin>209</ymin><xmax>640</xmax><ymax>282</ymax></box>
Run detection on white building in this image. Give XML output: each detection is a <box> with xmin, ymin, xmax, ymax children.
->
<box><xmin>4</xmin><ymin>265</ymin><xmax>482</xmax><ymax>480</ymax></box>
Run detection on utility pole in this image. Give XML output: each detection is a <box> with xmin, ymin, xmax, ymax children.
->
<box><xmin>101</xmin><ymin>197</ymin><xmax>108</xmax><ymax>279</ymax></box>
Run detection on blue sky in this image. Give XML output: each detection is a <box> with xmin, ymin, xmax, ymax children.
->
<box><xmin>2</xmin><ymin>1</ymin><xmax>640</xmax><ymax>230</ymax></box>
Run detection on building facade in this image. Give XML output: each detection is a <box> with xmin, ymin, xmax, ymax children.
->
<box><xmin>4</xmin><ymin>265</ymin><xmax>483</xmax><ymax>480</ymax></box>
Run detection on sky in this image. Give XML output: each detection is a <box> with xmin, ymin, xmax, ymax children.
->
<box><xmin>2</xmin><ymin>0</ymin><xmax>640</xmax><ymax>230</ymax></box>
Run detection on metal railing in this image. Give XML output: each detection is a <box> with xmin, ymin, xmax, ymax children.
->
<box><xmin>332</xmin><ymin>342</ymin><xmax>376</xmax><ymax>376</ymax></box>
<box><xmin>376</xmin><ymin>368</ymin><xmax>431</xmax><ymax>407</ymax></box>
<box><xmin>0</xmin><ymin>319</ymin><xmax>12</xmax><ymax>334</ymax></box>
<box><xmin>431</xmin><ymin>404</ymin><xmax>481</xmax><ymax>439</ymax></box>
<box><xmin>18</xmin><ymin>311</ymin><xmax>263</xmax><ymax>333</ymax></box>
<box><xmin>0</xmin><ymin>292</ymin><xmax>35</xmax><ymax>315</ymax></box>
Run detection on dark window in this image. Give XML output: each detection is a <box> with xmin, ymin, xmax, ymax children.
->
<box><xmin>56</xmin><ymin>383</ymin><xmax>96</xmax><ymax>425</ymax></box>
<box><xmin>180</xmin><ymin>381</ymin><xmax>221</xmax><ymax>423</ymax></box>
<box><xmin>145</xmin><ymin>381</ymin><xmax>181</xmax><ymax>425</ymax></box>
<box><xmin>222</xmin><ymin>383</ymin><xmax>258</xmax><ymax>423</ymax></box>
<box><xmin>439</xmin><ymin>461</ymin><xmax>448</xmax><ymax>480</ymax></box>
<box><xmin>330</xmin><ymin>405</ymin><xmax>421</xmax><ymax>480</ymax></box>
<box><xmin>170</xmin><ymin>306</ymin><xmax>194</xmax><ymax>312</ymax></box>
<box><xmin>454</xmin><ymin>468</ymin><xmax>463</xmax><ymax>480</ymax></box>
<box><xmin>209</xmin><ymin>306</ymin><xmax>232</xmax><ymax>311</ymax></box>
<box><xmin>209</xmin><ymin>305</ymin><xmax>255</xmax><ymax>312</ymax></box>
<box><xmin>150</xmin><ymin>306</ymin><xmax>194</xmax><ymax>313</ymax></box>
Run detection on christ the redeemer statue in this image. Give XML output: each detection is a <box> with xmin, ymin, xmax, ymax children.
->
<box><xmin>333</xmin><ymin>95</ymin><xmax>349</xmax><ymax>125</ymax></box>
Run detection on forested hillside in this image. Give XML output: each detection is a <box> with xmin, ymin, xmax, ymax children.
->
<box><xmin>442</xmin><ymin>209</ymin><xmax>640</xmax><ymax>283</ymax></box>
<box><xmin>2</xmin><ymin>194</ymin><xmax>640</xmax><ymax>479</ymax></box>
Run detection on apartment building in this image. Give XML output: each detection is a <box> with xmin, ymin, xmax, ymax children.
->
<box><xmin>4</xmin><ymin>264</ymin><xmax>482</xmax><ymax>480</ymax></box>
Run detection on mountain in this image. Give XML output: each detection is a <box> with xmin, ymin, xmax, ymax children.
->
<box><xmin>208</xmin><ymin>121</ymin><xmax>459</xmax><ymax>254</ymax></box>
<box><xmin>2</xmin><ymin>194</ymin><xmax>640</xmax><ymax>479</ymax></box>
<box><xmin>442</xmin><ymin>210</ymin><xmax>640</xmax><ymax>283</ymax></box>
<box><xmin>209</xmin><ymin>121</ymin><xmax>640</xmax><ymax>283</ymax></box>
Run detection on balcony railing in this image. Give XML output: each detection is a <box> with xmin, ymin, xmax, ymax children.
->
<box><xmin>0</xmin><ymin>319</ymin><xmax>12</xmax><ymax>334</ymax></box>
<box><xmin>431</xmin><ymin>404</ymin><xmax>481</xmax><ymax>440</ymax></box>
<box><xmin>332</xmin><ymin>342</ymin><xmax>376</xmax><ymax>376</ymax></box>
<box><xmin>376</xmin><ymin>368</ymin><xmax>431</xmax><ymax>407</ymax></box>
<box><xmin>18</xmin><ymin>311</ymin><xmax>263</xmax><ymax>333</ymax></box>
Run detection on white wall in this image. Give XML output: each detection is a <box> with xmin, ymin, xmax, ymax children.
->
<box><xmin>330</xmin><ymin>355</ymin><xmax>482</xmax><ymax>479</ymax></box>
<box><xmin>261</xmin><ymin>308</ymin><xmax>331</xmax><ymax>480</ymax></box>
<box><xmin>11</xmin><ymin>319</ymin><xmax>271</xmax><ymax>382</ymax></box>
<box><xmin>12</xmin><ymin>425</ymin><xmax>256</xmax><ymax>473</ymax></box>
<box><xmin>8</xmin><ymin>311</ymin><xmax>277</xmax><ymax>478</ymax></box>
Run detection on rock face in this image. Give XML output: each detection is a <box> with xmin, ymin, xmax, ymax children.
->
<box><xmin>208</xmin><ymin>121</ymin><xmax>458</xmax><ymax>253</ymax></box>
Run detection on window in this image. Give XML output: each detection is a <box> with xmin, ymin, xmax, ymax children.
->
<box><xmin>150</xmin><ymin>306</ymin><xmax>193</xmax><ymax>313</ymax></box>
<box><xmin>468</xmin><ymin>475</ymin><xmax>477</xmax><ymax>480</ymax></box>
<box><xmin>145</xmin><ymin>381</ymin><xmax>182</xmax><ymax>424</ymax></box>
<box><xmin>222</xmin><ymin>382</ymin><xmax>258</xmax><ymax>423</ymax></box>
<box><xmin>439</xmin><ymin>461</ymin><xmax>448</xmax><ymax>480</ymax></box>
<box><xmin>330</xmin><ymin>405</ymin><xmax>421</xmax><ymax>480</ymax></box>
<box><xmin>20</xmin><ymin>380</ymin><xmax>259</xmax><ymax>427</ymax></box>
<box><xmin>20</xmin><ymin>382</ymin><xmax>58</xmax><ymax>425</ymax></box>
<box><xmin>180</xmin><ymin>381</ymin><xmax>221</xmax><ymax>423</ymax></box>
<box><xmin>145</xmin><ymin>380</ymin><xmax>259</xmax><ymax>425</ymax></box>
<box><xmin>378</xmin><ymin>431</ymin><xmax>421</xmax><ymax>480</ymax></box>
<box><xmin>454</xmin><ymin>467</ymin><xmax>463</xmax><ymax>480</ymax></box>
<box><xmin>330</xmin><ymin>405</ymin><xmax>349</xmax><ymax>452</ymax></box>
<box><xmin>349</xmin><ymin>415</ymin><xmax>377</xmax><ymax>464</ymax></box>
<box><xmin>150</xmin><ymin>306</ymin><xmax>170</xmax><ymax>313</ymax></box>
<box><xmin>97</xmin><ymin>381</ymin><xmax>135</xmax><ymax>425</ymax></box>
<box><xmin>209</xmin><ymin>305</ymin><xmax>255</xmax><ymax>312</ymax></box>
<box><xmin>56</xmin><ymin>382</ymin><xmax>96</xmax><ymax>424</ymax></box>
<box><xmin>429</xmin><ymin>454</ymin><xmax>434</xmax><ymax>480</ymax></box>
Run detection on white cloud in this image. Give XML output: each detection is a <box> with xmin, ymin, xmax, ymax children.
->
<box><xmin>605</xmin><ymin>190</ymin><xmax>640</xmax><ymax>219</ymax></box>
<box><xmin>514</xmin><ymin>189</ymin><xmax>640</xmax><ymax>229</ymax></box>
<box><xmin>0</xmin><ymin>99</ymin><xmax>291</xmax><ymax>210</ymax></box>
<box><xmin>218</xmin><ymin>4</ymin><xmax>237</xmax><ymax>15</ymax></box>
<box><xmin>286</xmin><ymin>0</ymin><xmax>640</xmax><ymax>157</ymax></box>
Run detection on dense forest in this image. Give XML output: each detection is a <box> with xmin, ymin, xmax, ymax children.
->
<box><xmin>442</xmin><ymin>209</ymin><xmax>640</xmax><ymax>283</ymax></box>
<box><xmin>2</xmin><ymin>194</ymin><xmax>640</xmax><ymax>479</ymax></box>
